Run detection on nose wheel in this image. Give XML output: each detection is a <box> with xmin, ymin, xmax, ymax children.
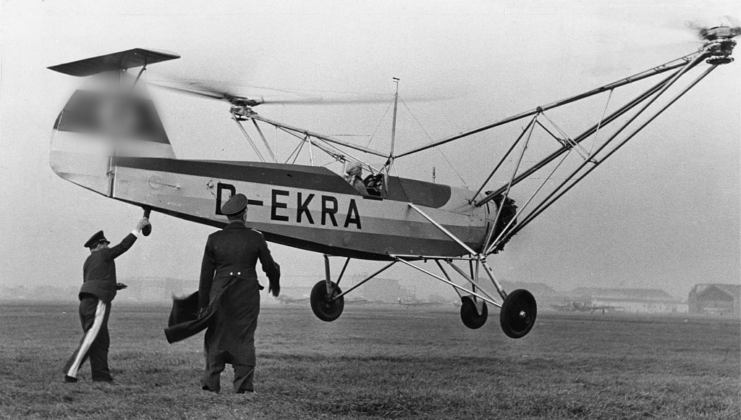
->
<box><xmin>499</xmin><ymin>289</ymin><xmax>537</xmax><ymax>339</ymax></box>
<box><xmin>460</xmin><ymin>296</ymin><xmax>488</xmax><ymax>329</ymax></box>
<box><xmin>310</xmin><ymin>280</ymin><xmax>345</xmax><ymax>322</ymax></box>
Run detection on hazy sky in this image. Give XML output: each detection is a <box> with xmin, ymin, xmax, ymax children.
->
<box><xmin>1</xmin><ymin>0</ymin><xmax>738</xmax><ymax>299</ymax></box>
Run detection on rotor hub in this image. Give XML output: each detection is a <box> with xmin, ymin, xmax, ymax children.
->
<box><xmin>702</xmin><ymin>25</ymin><xmax>739</xmax><ymax>65</ymax></box>
<box><xmin>704</xmin><ymin>38</ymin><xmax>736</xmax><ymax>65</ymax></box>
<box><xmin>230</xmin><ymin>105</ymin><xmax>257</xmax><ymax>120</ymax></box>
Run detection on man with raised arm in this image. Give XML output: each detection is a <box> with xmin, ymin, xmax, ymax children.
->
<box><xmin>198</xmin><ymin>193</ymin><xmax>281</xmax><ymax>394</ymax></box>
<box><xmin>63</xmin><ymin>217</ymin><xmax>150</xmax><ymax>383</ymax></box>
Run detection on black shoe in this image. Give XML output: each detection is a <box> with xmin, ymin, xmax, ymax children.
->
<box><xmin>202</xmin><ymin>385</ymin><xmax>220</xmax><ymax>393</ymax></box>
<box><xmin>64</xmin><ymin>375</ymin><xmax>78</xmax><ymax>383</ymax></box>
<box><xmin>236</xmin><ymin>389</ymin><xmax>256</xmax><ymax>395</ymax></box>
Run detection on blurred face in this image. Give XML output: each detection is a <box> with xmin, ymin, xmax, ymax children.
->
<box><xmin>93</xmin><ymin>241</ymin><xmax>110</xmax><ymax>251</ymax></box>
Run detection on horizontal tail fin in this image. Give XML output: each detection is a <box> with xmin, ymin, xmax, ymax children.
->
<box><xmin>48</xmin><ymin>48</ymin><xmax>180</xmax><ymax>77</ymax></box>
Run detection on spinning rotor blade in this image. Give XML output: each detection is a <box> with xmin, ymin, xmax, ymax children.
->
<box><xmin>150</xmin><ymin>81</ymin><xmax>229</xmax><ymax>100</ymax></box>
<box><xmin>148</xmin><ymin>80</ymin><xmax>273</xmax><ymax>107</ymax></box>
<box><xmin>684</xmin><ymin>15</ymin><xmax>741</xmax><ymax>41</ymax></box>
<box><xmin>149</xmin><ymin>79</ymin><xmax>420</xmax><ymax>107</ymax></box>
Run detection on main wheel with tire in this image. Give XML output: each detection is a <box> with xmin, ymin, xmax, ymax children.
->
<box><xmin>499</xmin><ymin>289</ymin><xmax>537</xmax><ymax>338</ymax></box>
<box><xmin>460</xmin><ymin>296</ymin><xmax>488</xmax><ymax>329</ymax></box>
<box><xmin>310</xmin><ymin>280</ymin><xmax>344</xmax><ymax>322</ymax></box>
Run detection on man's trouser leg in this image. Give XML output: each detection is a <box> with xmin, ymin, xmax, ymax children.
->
<box><xmin>62</xmin><ymin>295</ymin><xmax>110</xmax><ymax>380</ymax></box>
<box><xmin>233</xmin><ymin>365</ymin><xmax>256</xmax><ymax>394</ymax></box>
<box><xmin>201</xmin><ymin>328</ymin><xmax>225</xmax><ymax>393</ymax></box>
<box><xmin>232</xmin><ymin>315</ymin><xmax>258</xmax><ymax>393</ymax></box>
<box><xmin>89</xmin><ymin>305</ymin><xmax>112</xmax><ymax>382</ymax></box>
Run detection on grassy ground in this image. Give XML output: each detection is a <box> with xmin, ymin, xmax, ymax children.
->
<box><xmin>0</xmin><ymin>302</ymin><xmax>738</xmax><ymax>419</ymax></box>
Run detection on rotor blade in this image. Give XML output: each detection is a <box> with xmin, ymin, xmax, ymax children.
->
<box><xmin>149</xmin><ymin>78</ymin><xmax>449</xmax><ymax>106</ymax></box>
<box><xmin>148</xmin><ymin>80</ymin><xmax>230</xmax><ymax>101</ymax></box>
<box><xmin>256</xmin><ymin>96</ymin><xmax>395</xmax><ymax>106</ymax></box>
<box><xmin>149</xmin><ymin>79</ymin><xmax>391</xmax><ymax>105</ymax></box>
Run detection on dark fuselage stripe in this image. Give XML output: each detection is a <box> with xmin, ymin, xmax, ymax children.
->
<box><xmin>117</xmin><ymin>157</ymin><xmax>360</xmax><ymax>195</ymax></box>
<box><xmin>115</xmin><ymin>157</ymin><xmax>457</xmax><ymax>210</ymax></box>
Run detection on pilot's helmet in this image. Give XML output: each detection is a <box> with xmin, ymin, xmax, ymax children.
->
<box><xmin>346</xmin><ymin>161</ymin><xmax>363</xmax><ymax>177</ymax></box>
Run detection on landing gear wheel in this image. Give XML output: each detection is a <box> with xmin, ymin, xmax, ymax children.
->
<box><xmin>500</xmin><ymin>289</ymin><xmax>537</xmax><ymax>339</ymax></box>
<box><xmin>460</xmin><ymin>296</ymin><xmax>488</xmax><ymax>329</ymax></box>
<box><xmin>310</xmin><ymin>281</ymin><xmax>344</xmax><ymax>322</ymax></box>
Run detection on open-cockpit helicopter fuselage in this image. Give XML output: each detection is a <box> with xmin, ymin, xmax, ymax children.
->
<box><xmin>48</xmin><ymin>22</ymin><xmax>737</xmax><ymax>338</ymax></box>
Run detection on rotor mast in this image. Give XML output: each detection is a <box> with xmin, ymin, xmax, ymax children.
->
<box><xmin>390</xmin><ymin>77</ymin><xmax>400</xmax><ymax>158</ymax></box>
<box><xmin>384</xmin><ymin>77</ymin><xmax>400</xmax><ymax>188</ymax></box>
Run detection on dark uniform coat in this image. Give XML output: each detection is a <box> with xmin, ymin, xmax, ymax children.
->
<box><xmin>196</xmin><ymin>221</ymin><xmax>279</xmax><ymax>393</ymax></box>
<box><xmin>80</xmin><ymin>233</ymin><xmax>137</xmax><ymax>303</ymax></box>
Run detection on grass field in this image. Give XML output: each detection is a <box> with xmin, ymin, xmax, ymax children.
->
<box><xmin>0</xmin><ymin>302</ymin><xmax>738</xmax><ymax>419</ymax></box>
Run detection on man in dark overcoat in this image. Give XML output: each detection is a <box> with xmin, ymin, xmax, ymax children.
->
<box><xmin>198</xmin><ymin>193</ymin><xmax>281</xmax><ymax>394</ymax></box>
<box><xmin>63</xmin><ymin>218</ymin><xmax>150</xmax><ymax>383</ymax></box>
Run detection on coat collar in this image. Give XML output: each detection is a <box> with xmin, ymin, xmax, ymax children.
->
<box><xmin>224</xmin><ymin>221</ymin><xmax>248</xmax><ymax>230</ymax></box>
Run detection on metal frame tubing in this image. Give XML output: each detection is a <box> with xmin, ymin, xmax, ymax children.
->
<box><xmin>501</xmin><ymin>54</ymin><xmax>707</xmax><ymax>235</ymax></box>
<box><xmin>470</xmin><ymin>117</ymin><xmax>537</xmax><ymax>201</ymax></box>
<box><xmin>508</xmin><ymin>64</ymin><xmax>717</xmax><ymax>238</ymax></box>
<box><xmin>232</xmin><ymin>116</ymin><xmax>266</xmax><ymax>162</ymax></box>
<box><xmin>328</xmin><ymin>261</ymin><xmax>396</xmax><ymax>301</ymax></box>
<box><xmin>395</xmin><ymin>258</ymin><xmax>502</xmax><ymax>307</ymax></box>
<box><xmin>253</xmin><ymin>114</ymin><xmax>388</xmax><ymax>158</ymax></box>
<box><xmin>395</xmin><ymin>53</ymin><xmax>698</xmax><ymax>158</ymax></box>
<box><xmin>481</xmin><ymin>116</ymin><xmax>538</xmax><ymax>248</ymax></box>
<box><xmin>407</xmin><ymin>203</ymin><xmax>477</xmax><ymax>255</ymax></box>
<box><xmin>251</xmin><ymin>120</ymin><xmax>277</xmax><ymax>162</ymax></box>
<box><xmin>476</xmin><ymin>66</ymin><xmax>686</xmax><ymax>207</ymax></box>
<box><xmin>445</xmin><ymin>260</ymin><xmax>499</xmax><ymax>302</ymax></box>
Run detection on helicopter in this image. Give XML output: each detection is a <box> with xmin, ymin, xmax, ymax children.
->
<box><xmin>47</xmin><ymin>18</ymin><xmax>738</xmax><ymax>339</ymax></box>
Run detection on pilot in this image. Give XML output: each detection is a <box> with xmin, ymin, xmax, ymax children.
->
<box><xmin>62</xmin><ymin>218</ymin><xmax>150</xmax><ymax>383</ymax></box>
<box><xmin>198</xmin><ymin>193</ymin><xmax>281</xmax><ymax>394</ymax></box>
<box><xmin>345</xmin><ymin>161</ymin><xmax>369</xmax><ymax>195</ymax></box>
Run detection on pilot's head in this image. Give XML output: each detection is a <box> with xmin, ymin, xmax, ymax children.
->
<box><xmin>346</xmin><ymin>161</ymin><xmax>363</xmax><ymax>177</ymax></box>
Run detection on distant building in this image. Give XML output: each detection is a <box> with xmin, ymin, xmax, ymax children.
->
<box><xmin>570</xmin><ymin>287</ymin><xmax>687</xmax><ymax>314</ymax></box>
<box><xmin>503</xmin><ymin>281</ymin><xmax>564</xmax><ymax>308</ymax></box>
<box><xmin>688</xmin><ymin>284</ymin><xmax>740</xmax><ymax>317</ymax></box>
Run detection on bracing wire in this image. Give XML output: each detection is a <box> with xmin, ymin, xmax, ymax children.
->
<box><xmin>366</xmin><ymin>101</ymin><xmax>395</xmax><ymax>147</ymax></box>
<box><xmin>400</xmin><ymin>98</ymin><xmax>469</xmax><ymax>188</ymax></box>
<box><xmin>590</xmin><ymin>89</ymin><xmax>613</xmax><ymax>156</ymax></box>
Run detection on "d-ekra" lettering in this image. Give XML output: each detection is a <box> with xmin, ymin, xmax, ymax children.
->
<box><xmin>270</xmin><ymin>189</ymin><xmax>361</xmax><ymax>229</ymax></box>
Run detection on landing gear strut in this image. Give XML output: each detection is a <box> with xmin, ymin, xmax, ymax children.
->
<box><xmin>309</xmin><ymin>255</ymin><xmax>347</xmax><ymax>322</ymax></box>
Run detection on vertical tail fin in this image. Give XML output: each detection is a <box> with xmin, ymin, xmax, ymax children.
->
<box><xmin>49</xmin><ymin>49</ymin><xmax>179</xmax><ymax>195</ymax></box>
